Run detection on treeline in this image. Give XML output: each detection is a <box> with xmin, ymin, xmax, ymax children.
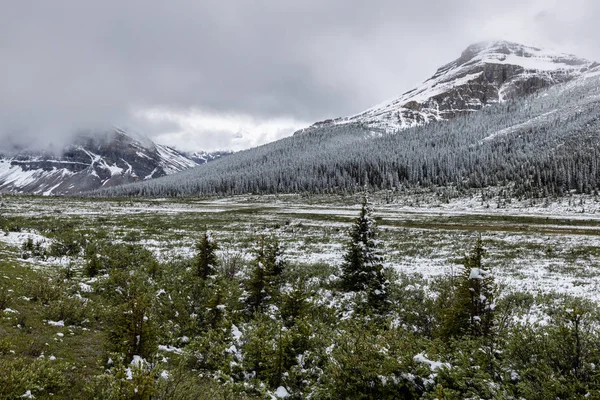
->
<box><xmin>91</xmin><ymin>73</ymin><xmax>600</xmax><ymax>199</ymax></box>
<box><xmin>2</xmin><ymin>199</ymin><xmax>600</xmax><ymax>399</ymax></box>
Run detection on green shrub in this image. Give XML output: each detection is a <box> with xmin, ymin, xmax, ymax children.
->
<box><xmin>44</xmin><ymin>296</ymin><xmax>89</xmax><ymax>326</ymax></box>
<box><xmin>0</xmin><ymin>284</ymin><xmax>12</xmax><ymax>310</ymax></box>
<box><xmin>0</xmin><ymin>358</ymin><xmax>69</xmax><ymax>399</ymax></box>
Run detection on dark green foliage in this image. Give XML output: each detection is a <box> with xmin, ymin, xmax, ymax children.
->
<box><xmin>5</xmin><ymin>215</ymin><xmax>600</xmax><ymax>399</ymax></box>
<box><xmin>322</xmin><ymin>320</ymin><xmax>423</xmax><ymax>399</ymax></box>
<box><xmin>21</xmin><ymin>237</ymin><xmax>46</xmax><ymax>259</ymax></box>
<box><xmin>501</xmin><ymin>300</ymin><xmax>600</xmax><ymax>399</ymax></box>
<box><xmin>246</xmin><ymin>237</ymin><xmax>286</xmax><ymax>313</ymax></box>
<box><xmin>280</xmin><ymin>278</ymin><xmax>309</xmax><ymax>328</ymax></box>
<box><xmin>340</xmin><ymin>194</ymin><xmax>388</xmax><ymax>312</ymax></box>
<box><xmin>103</xmin><ymin>243</ymin><xmax>159</xmax><ymax>275</ymax></box>
<box><xmin>0</xmin><ymin>358</ymin><xmax>70</xmax><ymax>399</ymax></box>
<box><xmin>82</xmin><ymin>356</ymin><xmax>158</xmax><ymax>400</ymax></box>
<box><xmin>84</xmin><ymin>242</ymin><xmax>102</xmax><ymax>277</ymax></box>
<box><xmin>44</xmin><ymin>295</ymin><xmax>89</xmax><ymax>326</ymax></box>
<box><xmin>27</xmin><ymin>275</ymin><xmax>64</xmax><ymax>305</ymax></box>
<box><xmin>441</xmin><ymin>236</ymin><xmax>495</xmax><ymax>338</ymax></box>
<box><xmin>195</xmin><ymin>231</ymin><xmax>219</xmax><ymax>279</ymax></box>
<box><xmin>105</xmin><ymin>268</ymin><xmax>158</xmax><ymax>363</ymax></box>
<box><xmin>101</xmin><ymin>248</ymin><xmax>161</xmax><ymax>363</ymax></box>
<box><xmin>48</xmin><ymin>227</ymin><xmax>86</xmax><ymax>257</ymax></box>
<box><xmin>0</xmin><ymin>284</ymin><xmax>12</xmax><ymax>311</ymax></box>
<box><xmin>186</xmin><ymin>328</ymin><xmax>232</xmax><ymax>374</ymax></box>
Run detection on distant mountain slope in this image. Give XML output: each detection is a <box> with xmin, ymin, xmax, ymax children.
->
<box><xmin>0</xmin><ymin>129</ymin><xmax>229</xmax><ymax>195</ymax></box>
<box><xmin>186</xmin><ymin>150</ymin><xmax>234</xmax><ymax>165</ymax></box>
<box><xmin>299</xmin><ymin>41</ymin><xmax>598</xmax><ymax>135</ymax></box>
<box><xmin>93</xmin><ymin>52</ymin><xmax>600</xmax><ymax>199</ymax></box>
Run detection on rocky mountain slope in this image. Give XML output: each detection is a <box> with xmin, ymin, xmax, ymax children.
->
<box><xmin>300</xmin><ymin>41</ymin><xmax>599</xmax><ymax>134</ymax></box>
<box><xmin>0</xmin><ymin>129</ymin><xmax>228</xmax><ymax>195</ymax></box>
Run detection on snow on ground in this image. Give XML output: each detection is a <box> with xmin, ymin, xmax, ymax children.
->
<box><xmin>4</xmin><ymin>193</ymin><xmax>600</xmax><ymax>302</ymax></box>
<box><xmin>0</xmin><ymin>230</ymin><xmax>50</xmax><ymax>247</ymax></box>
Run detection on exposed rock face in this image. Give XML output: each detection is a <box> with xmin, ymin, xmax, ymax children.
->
<box><xmin>300</xmin><ymin>41</ymin><xmax>599</xmax><ymax>134</ymax></box>
<box><xmin>0</xmin><ymin>129</ymin><xmax>228</xmax><ymax>195</ymax></box>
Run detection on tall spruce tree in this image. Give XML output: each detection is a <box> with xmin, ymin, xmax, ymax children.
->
<box><xmin>195</xmin><ymin>231</ymin><xmax>218</xmax><ymax>279</ymax></box>
<box><xmin>442</xmin><ymin>235</ymin><xmax>495</xmax><ymax>338</ymax></box>
<box><xmin>341</xmin><ymin>192</ymin><xmax>388</xmax><ymax>310</ymax></box>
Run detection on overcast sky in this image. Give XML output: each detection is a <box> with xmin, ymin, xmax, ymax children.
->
<box><xmin>1</xmin><ymin>0</ymin><xmax>599</xmax><ymax>152</ymax></box>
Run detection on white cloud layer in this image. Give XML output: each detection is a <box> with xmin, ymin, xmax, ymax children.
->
<box><xmin>1</xmin><ymin>0</ymin><xmax>599</xmax><ymax>152</ymax></box>
<box><xmin>136</xmin><ymin>108</ymin><xmax>308</xmax><ymax>152</ymax></box>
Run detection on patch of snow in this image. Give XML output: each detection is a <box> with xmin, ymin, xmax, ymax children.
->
<box><xmin>413</xmin><ymin>353</ymin><xmax>450</xmax><ymax>371</ymax></box>
<box><xmin>158</xmin><ymin>345</ymin><xmax>184</xmax><ymax>355</ymax></box>
<box><xmin>274</xmin><ymin>386</ymin><xmax>290</xmax><ymax>398</ymax></box>
<box><xmin>231</xmin><ymin>324</ymin><xmax>242</xmax><ymax>341</ymax></box>
<box><xmin>79</xmin><ymin>283</ymin><xmax>92</xmax><ymax>293</ymax></box>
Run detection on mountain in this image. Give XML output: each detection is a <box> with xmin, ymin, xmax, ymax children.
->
<box><xmin>0</xmin><ymin>129</ymin><xmax>228</xmax><ymax>195</ymax></box>
<box><xmin>83</xmin><ymin>42</ymin><xmax>600</xmax><ymax>198</ymax></box>
<box><xmin>300</xmin><ymin>41</ymin><xmax>598</xmax><ymax>135</ymax></box>
<box><xmin>187</xmin><ymin>150</ymin><xmax>234</xmax><ymax>165</ymax></box>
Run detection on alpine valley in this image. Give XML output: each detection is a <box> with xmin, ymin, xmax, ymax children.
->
<box><xmin>6</xmin><ymin>38</ymin><xmax>600</xmax><ymax>400</ymax></box>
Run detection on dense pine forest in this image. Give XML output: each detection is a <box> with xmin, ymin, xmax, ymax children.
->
<box><xmin>1</xmin><ymin>197</ymin><xmax>600</xmax><ymax>399</ymax></box>
<box><xmin>94</xmin><ymin>73</ymin><xmax>600</xmax><ymax>199</ymax></box>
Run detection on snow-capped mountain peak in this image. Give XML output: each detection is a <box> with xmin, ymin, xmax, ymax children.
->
<box><xmin>304</xmin><ymin>41</ymin><xmax>599</xmax><ymax>134</ymax></box>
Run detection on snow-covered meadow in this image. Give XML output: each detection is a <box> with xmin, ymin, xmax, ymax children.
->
<box><xmin>3</xmin><ymin>191</ymin><xmax>600</xmax><ymax>302</ymax></box>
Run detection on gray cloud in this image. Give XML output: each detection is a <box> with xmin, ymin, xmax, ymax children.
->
<box><xmin>1</xmin><ymin>0</ymin><xmax>599</xmax><ymax>151</ymax></box>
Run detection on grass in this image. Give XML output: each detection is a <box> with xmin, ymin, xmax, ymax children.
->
<box><xmin>0</xmin><ymin>243</ymin><xmax>106</xmax><ymax>395</ymax></box>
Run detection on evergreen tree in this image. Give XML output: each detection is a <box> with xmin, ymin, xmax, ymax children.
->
<box><xmin>280</xmin><ymin>278</ymin><xmax>308</xmax><ymax>328</ymax></box>
<box><xmin>194</xmin><ymin>231</ymin><xmax>218</xmax><ymax>279</ymax></box>
<box><xmin>246</xmin><ymin>237</ymin><xmax>286</xmax><ymax>313</ymax></box>
<box><xmin>105</xmin><ymin>268</ymin><xmax>157</xmax><ymax>363</ymax></box>
<box><xmin>340</xmin><ymin>193</ymin><xmax>388</xmax><ymax>311</ymax></box>
<box><xmin>442</xmin><ymin>235</ymin><xmax>495</xmax><ymax>338</ymax></box>
<box><xmin>84</xmin><ymin>243</ymin><xmax>102</xmax><ymax>277</ymax></box>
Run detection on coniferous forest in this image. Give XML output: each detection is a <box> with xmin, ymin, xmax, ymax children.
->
<box><xmin>94</xmin><ymin>73</ymin><xmax>600</xmax><ymax>200</ymax></box>
<box><xmin>1</xmin><ymin>197</ymin><xmax>600</xmax><ymax>399</ymax></box>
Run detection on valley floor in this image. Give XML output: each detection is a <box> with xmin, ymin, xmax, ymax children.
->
<box><xmin>2</xmin><ymin>190</ymin><xmax>600</xmax><ymax>302</ymax></box>
<box><xmin>2</xmin><ymin>190</ymin><xmax>600</xmax><ymax>398</ymax></box>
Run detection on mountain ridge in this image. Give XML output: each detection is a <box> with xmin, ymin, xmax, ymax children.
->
<box><xmin>297</xmin><ymin>40</ymin><xmax>599</xmax><ymax>135</ymax></box>
<box><xmin>0</xmin><ymin>129</ymin><xmax>229</xmax><ymax>195</ymax></box>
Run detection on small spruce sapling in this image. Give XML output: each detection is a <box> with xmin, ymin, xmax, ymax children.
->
<box><xmin>195</xmin><ymin>231</ymin><xmax>219</xmax><ymax>280</ymax></box>
<box><xmin>246</xmin><ymin>236</ymin><xmax>286</xmax><ymax>313</ymax></box>
<box><xmin>340</xmin><ymin>192</ymin><xmax>388</xmax><ymax>311</ymax></box>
